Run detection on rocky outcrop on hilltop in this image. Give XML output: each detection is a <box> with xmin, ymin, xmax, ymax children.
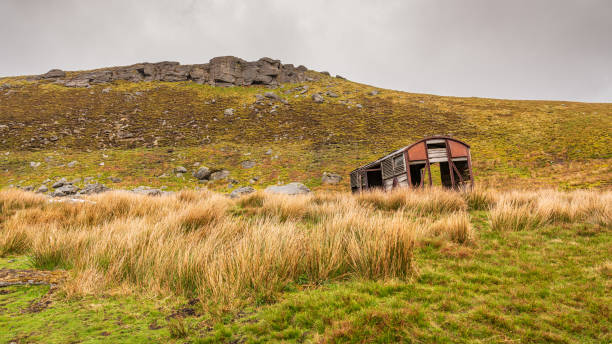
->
<box><xmin>35</xmin><ymin>56</ymin><xmax>308</xmax><ymax>88</ymax></box>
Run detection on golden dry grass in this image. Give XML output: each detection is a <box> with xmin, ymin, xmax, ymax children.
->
<box><xmin>489</xmin><ymin>189</ymin><xmax>611</xmax><ymax>231</ymax></box>
<box><xmin>1</xmin><ymin>187</ymin><xmax>608</xmax><ymax>309</ymax></box>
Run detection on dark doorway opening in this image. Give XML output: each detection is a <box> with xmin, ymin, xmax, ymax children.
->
<box><xmin>366</xmin><ymin>170</ymin><xmax>383</xmax><ymax>189</ymax></box>
<box><xmin>409</xmin><ymin>164</ymin><xmax>425</xmax><ymax>187</ymax></box>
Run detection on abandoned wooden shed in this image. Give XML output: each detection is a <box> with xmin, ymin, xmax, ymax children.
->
<box><xmin>350</xmin><ymin>136</ymin><xmax>473</xmax><ymax>193</ymax></box>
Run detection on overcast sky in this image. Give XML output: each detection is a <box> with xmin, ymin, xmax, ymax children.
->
<box><xmin>1</xmin><ymin>0</ymin><xmax>611</xmax><ymax>102</ymax></box>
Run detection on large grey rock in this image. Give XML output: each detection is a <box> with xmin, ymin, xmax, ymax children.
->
<box><xmin>312</xmin><ymin>93</ymin><xmax>324</xmax><ymax>103</ymax></box>
<box><xmin>36</xmin><ymin>185</ymin><xmax>48</xmax><ymax>193</ymax></box>
<box><xmin>131</xmin><ymin>186</ymin><xmax>162</xmax><ymax>196</ymax></box>
<box><xmin>193</xmin><ymin>167</ymin><xmax>211</xmax><ymax>180</ymax></box>
<box><xmin>41</xmin><ymin>69</ymin><xmax>66</xmax><ymax>79</ymax></box>
<box><xmin>241</xmin><ymin>160</ymin><xmax>255</xmax><ymax>169</ymax></box>
<box><xmin>322</xmin><ymin>172</ymin><xmax>342</xmax><ymax>185</ymax></box>
<box><xmin>264</xmin><ymin>92</ymin><xmax>281</xmax><ymax>101</ymax></box>
<box><xmin>229</xmin><ymin>186</ymin><xmax>255</xmax><ymax>199</ymax></box>
<box><xmin>265</xmin><ymin>182</ymin><xmax>311</xmax><ymax>195</ymax></box>
<box><xmin>52</xmin><ymin>178</ymin><xmax>68</xmax><ymax>188</ymax></box>
<box><xmin>78</xmin><ymin>183</ymin><xmax>110</xmax><ymax>195</ymax></box>
<box><xmin>51</xmin><ymin>184</ymin><xmax>79</xmax><ymax>197</ymax></box>
<box><xmin>209</xmin><ymin>169</ymin><xmax>230</xmax><ymax>181</ymax></box>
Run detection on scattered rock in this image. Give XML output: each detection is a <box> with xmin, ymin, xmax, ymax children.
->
<box><xmin>356</xmin><ymin>104</ymin><xmax>363</xmax><ymax>109</ymax></box>
<box><xmin>321</xmin><ymin>71</ymin><xmax>330</xmax><ymax>76</ymax></box>
<box><xmin>224</xmin><ymin>108</ymin><xmax>235</xmax><ymax>116</ymax></box>
<box><xmin>30</xmin><ymin>161</ymin><xmax>41</xmax><ymax>168</ymax></box>
<box><xmin>241</xmin><ymin>160</ymin><xmax>256</xmax><ymax>169</ymax></box>
<box><xmin>78</xmin><ymin>183</ymin><xmax>110</xmax><ymax>195</ymax></box>
<box><xmin>265</xmin><ymin>182</ymin><xmax>311</xmax><ymax>195</ymax></box>
<box><xmin>335</xmin><ymin>75</ymin><xmax>346</xmax><ymax>80</ymax></box>
<box><xmin>50</xmin><ymin>184</ymin><xmax>79</xmax><ymax>197</ymax></box>
<box><xmin>36</xmin><ymin>185</ymin><xmax>48</xmax><ymax>193</ymax></box>
<box><xmin>41</xmin><ymin>179</ymin><xmax>51</xmax><ymax>184</ymax></box>
<box><xmin>22</xmin><ymin>186</ymin><xmax>34</xmax><ymax>192</ymax></box>
<box><xmin>322</xmin><ymin>172</ymin><xmax>342</xmax><ymax>185</ymax></box>
<box><xmin>101</xmin><ymin>87</ymin><xmax>111</xmax><ymax>93</ymax></box>
<box><xmin>229</xmin><ymin>186</ymin><xmax>255</xmax><ymax>199</ymax></box>
<box><xmin>312</xmin><ymin>93</ymin><xmax>324</xmax><ymax>103</ymax></box>
<box><xmin>52</xmin><ymin>178</ymin><xmax>68</xmax><ymax>188</ymax></box>
<box><xmin>108</xmin><ymin>176</ymin><xmax>122</xmax><ymax>183</ymax></box>
<box><xmin>264</xmin><ymin>92</ymin><xmax>281</xmax><ymax>101</ymax></box>
<box><xmin>193</xmin><ymin>167</ymin><xmax>211</xmax><ymax>180</ymax></box>
<box><xmin>325</xmin><ymin>91</ymin><xmax>339</xmax><ymax>98</ymax></box>
<box><xmin>131</xmin><ymin>186</ymin><xmax>162</xmax><ymax>196</ymax></box>
<box><xmin>174</xmin><ymin>166</ymin><xmax>187</xmax><ymax>173</ymax></box>
<box><xmin>209</xmin><ymin>169</ymin><xmax>230</xmax><ymax>181</ymax></box>
<box><xmin>369</xmin><ymin>90</ymin><xmax>379</xmax><ymax>96</ymax></box>
<box><xmin>67</xmin><ymin>161</ymin><xmax>77</xmax><ymax>168</ymax></box>
<box><xmin>265</xmin><ymin>149</ymin><xmax>273</xmax><ymax>155</ymax></box>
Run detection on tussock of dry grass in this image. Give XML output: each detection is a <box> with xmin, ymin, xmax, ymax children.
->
<box><xmin>1</xmin><ymin>187</ymin><xmax>608</xmax><ymax>309</ymax></box>
<box><xmin>488</xmin><ymin>189</ymin><xmax>611</xmax><ymax>231</ymax></box>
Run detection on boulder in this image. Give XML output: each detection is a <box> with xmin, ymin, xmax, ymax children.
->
<box><xmin>229</xmin><ymin>186</ymin><xmax>255</xmax><ymax>199</ymax></box>
<box><xmin>241</xmin><ymin>160</ymin><xmax>255</xmax><ymax>169</ymax></box>
<box><xmin>131</xmin><ymin>186</ymin><xmax>162</xmax><ymax>196</ymax></box>
<box><xmin>41</xmin><ymin>69</ymin><xmax>66</xmax><ymax>79</ymax></box>
<box><xmin>265</xmin><ymin>182</ymin><xmax>311</xmax><ymax>195</ymax></box>
<box><xmin>51</xmin><ymin>184</ymin><xmax>79</xmax><ymax>197</ymax></box>
<box><xmin>312</xmin><ymin>93</ymin><xmax>324</xmax><ymax>103</ymax></box>
<box><xmin>36</xmin><ymin>185</ymin><xmax>48</xmax><ymax>193</ymax></box>
<box><xmin>174</xmin><ymin>166</ymin><xmax>187</xmax><ymax>173</ymax></box>
<box><xmin>322</xmin><ymin>172</ymin><xmax>342</xmax><ymax>185</ymax></box>
<box><xmin>78</xmin><ymin>183</ymin><xmax>110</xmax><ymax>195</ymax></box>
<box><xmin>264</xmin><ymin>92</ymin><xmax>281</xmax><ymax>101</ymax></box>
<box><xmin>52</xmin><ymin>178</ymin><xmax>68</xmax><ymax>188</ymax></box>
<box><xmin>193</xmin><ymin>167</ymin><xmax>211</xmax><ymax>180</ymax></box>
<box><xmin>209</xmin><ymin>169</ymin><xmax>230</xmax><ymax>181</ymax></box>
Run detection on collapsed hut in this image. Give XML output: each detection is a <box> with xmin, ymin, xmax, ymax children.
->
<box><xmin>350</xmin><ymin>136</ymin><xmax>473</xmax><ymax>193</ymax></box>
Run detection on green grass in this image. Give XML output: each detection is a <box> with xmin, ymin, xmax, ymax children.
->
<box><xmin>2</xmin><ymin>212</ymin><xmax>610</xmax><ymax>343</ymax></box>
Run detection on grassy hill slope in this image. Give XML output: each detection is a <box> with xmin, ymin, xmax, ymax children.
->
<box><xmin>0</xmin><ymin>70</ymin><xmax>610</xmax><ymax>192</ymax></box>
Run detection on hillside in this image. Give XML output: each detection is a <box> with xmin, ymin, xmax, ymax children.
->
<box><xmin>0</xmin><ymin>57</ymin><xmax>611</xmax><ymax>194</ymax></box>
<box><xmin>1</xmin><ymin>57</ymin><xmax>611</xmax><ymax>343</ymax></box>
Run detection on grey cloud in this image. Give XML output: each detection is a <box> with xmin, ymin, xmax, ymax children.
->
<box><xmin>0</xmin><ymin>0</ymin><xmax>610</xmax><ymax>102</ymax></box>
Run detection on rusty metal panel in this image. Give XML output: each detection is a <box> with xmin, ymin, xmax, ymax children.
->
<box><xmin>407</xmin><ymin>142</ymin><xmax>427</xmax><ymax>161</ymax></box>
<box><xmin>449</xmin><ymin>140</ymin><xmax>469</xmax><ymax>157</ymax></box>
